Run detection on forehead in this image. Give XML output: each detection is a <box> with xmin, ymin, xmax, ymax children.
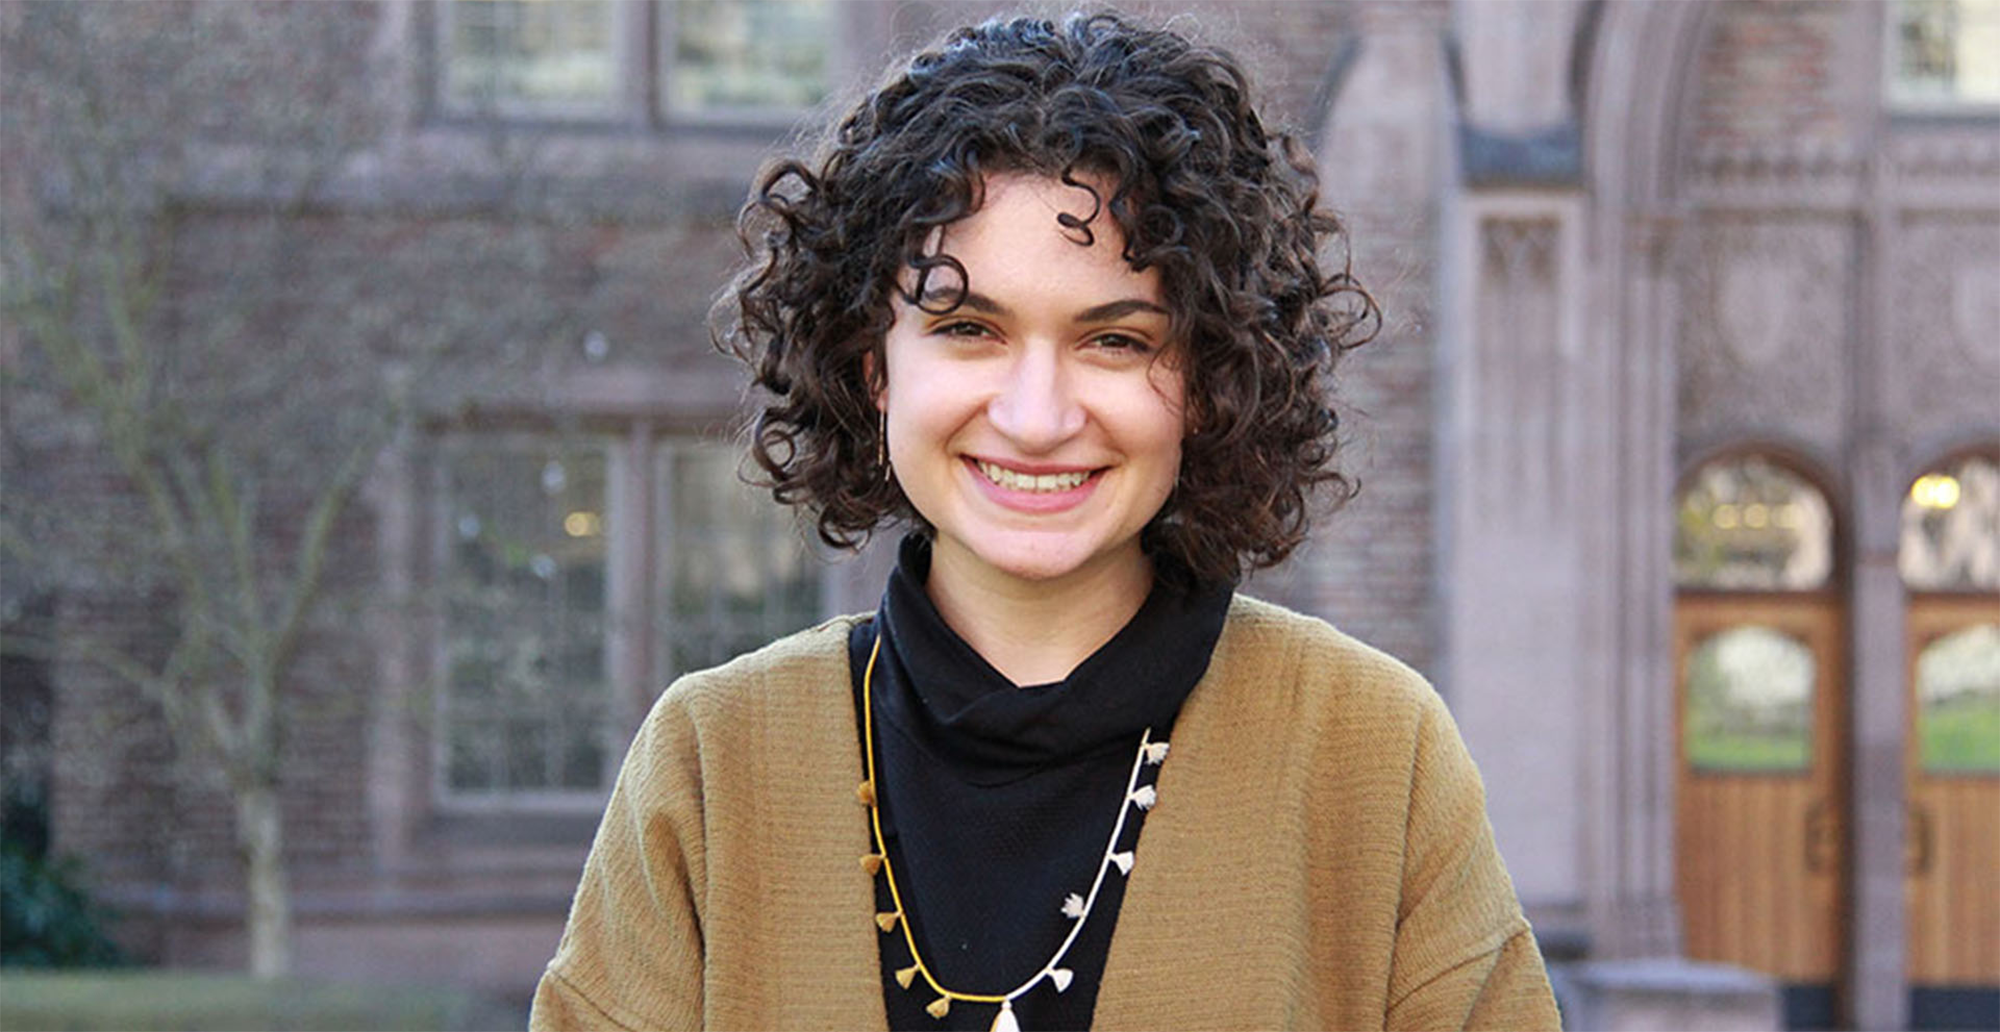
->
<box><xmin>908</xmin><ymin>173</ymin><xmax>1164</xmax><ymax>309</ymax></box>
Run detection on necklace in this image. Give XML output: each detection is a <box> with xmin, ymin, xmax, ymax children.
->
<box><xmin>859</xmin><ymin>635</ymin><xmax>1169</xmax><ymax>1032</ymax></box>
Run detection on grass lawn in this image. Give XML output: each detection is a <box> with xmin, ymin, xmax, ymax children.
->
<box><xmin>1686</xmin><ymin>728</ymin><xmax>1810</xmax><ymax>772</ymax></box>
<box><xmin>1920</xmin><ymin>696</ymin><xmax>2000</xmax><ymax>774</ymax></box>
<box><xmin>0</xmin><ymin>970</ymin><xmax>524</xmax><ymax>1031</ymax></box>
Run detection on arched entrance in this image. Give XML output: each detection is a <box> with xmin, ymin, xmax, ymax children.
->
<box><xmin>1587</xmin><ymin>2</ymin><xmax>1999</xmax><ymax>1024</ymax></box>
<box><xmin>1673</xmin><ymin>452</ymin><xmax>1847</xmax><ymax>1028</ymax></box>
<box><xmin>1900</xmin><ymin>451</ymin><xmax>2000</xmax><ymax>1030</ymax></box>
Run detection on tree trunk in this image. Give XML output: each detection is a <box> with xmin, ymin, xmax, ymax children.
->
<box><xmin>235</xmin><ymin>782</ymin><xmax>293</xmax><ymax>979</ymax></box>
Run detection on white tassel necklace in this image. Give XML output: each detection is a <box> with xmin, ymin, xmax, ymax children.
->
<box><xmin>858</xmin><ymin>635</ymin><xmax>1168</xmax><ymax>1032</ymax></box>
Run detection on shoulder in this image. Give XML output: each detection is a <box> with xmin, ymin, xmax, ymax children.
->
<box><xmin>1193</xmin><ymin>594</ymin><xmax>1467</xmax><ymax>784</ymax></box>
<box><xmin>1215</xmin><ymin>596</ymin><xmax>1498</xmax><ymax>839</ymax></box>
<box><xmin>658</xmin><ymin>614</ymin><xmax>865</xmax><ymax>707</ymax></box>
<box><xmin>633</xmin><ymin>613</ymin><xmax>869</xmax><ymax>752</ymax></box>
<box><xmin>1214</xmin><ymin>593</ymin><xmax>1442</xmax><ymax>722</ymax></box>
<box><xmin>606</xmin><ymin>613</ymin><xmax>872</xmax><ymax>826</ymax></box>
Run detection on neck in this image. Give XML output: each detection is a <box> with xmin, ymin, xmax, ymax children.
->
<box><xmin>923</xmin><ymin>541</ymin><xmax>1155</xmax><ymax>686</ymax></box>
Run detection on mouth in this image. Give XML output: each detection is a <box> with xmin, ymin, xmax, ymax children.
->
<box><xmin>971</xmin><ymin>459</ymin><xmax>1099</xmax><ymax>493</ymax></box>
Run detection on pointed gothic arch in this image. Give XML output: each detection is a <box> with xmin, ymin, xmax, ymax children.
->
<box><xmin>1566</xmin><ymin>0</ymin><xmax>1719</xmax><ymax>965</ymax></box>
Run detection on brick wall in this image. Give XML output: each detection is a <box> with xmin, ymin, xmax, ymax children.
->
<box><xmin>1297</xmin><ymin>1</ymin><xmax>1447</xmax><ymax>677</ymax></box>
<box><xmin>18</xmin><ymin>0</ymin><xmax>1443</xmax><ymax>978</ymax></box>
<box><xmin>1692</xmin><ymin>0</ymin><xmax>1864</xmax><ymax>150</ymax></box>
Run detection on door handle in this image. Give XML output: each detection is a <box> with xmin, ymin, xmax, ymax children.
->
<box><xmin>1906</xmin><ymin>803</ymin><xmax>1934</xmax><ymax>877</ymax></box>
<box><xmin>1804</xmin><ymin>799</ymin><xmax>1834</xmax><ymax>874</ymax></box>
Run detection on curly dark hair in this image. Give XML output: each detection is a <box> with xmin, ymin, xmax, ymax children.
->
<box><xmin>716</xmin><ymin>9</ymin><xmax>1377</xmax><ymax>585</ymax></box>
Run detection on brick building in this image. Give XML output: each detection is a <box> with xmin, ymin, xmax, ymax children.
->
<box><xmin>3</xmin><ymin>1</ymin><xmax>1995</xmax><ymax>1027</ymax></box>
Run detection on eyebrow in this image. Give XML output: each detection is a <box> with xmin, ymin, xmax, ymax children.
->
<box><xmin>918</xmin><ymin>288</ymin><xmax>1170</xmax><ymax>324</ymax></box>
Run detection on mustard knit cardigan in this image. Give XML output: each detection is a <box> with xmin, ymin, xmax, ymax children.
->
<box><xmin>532</xmin><ymin>596</ymin><xmax>1560</xmax><ymax>1031</ymax></box>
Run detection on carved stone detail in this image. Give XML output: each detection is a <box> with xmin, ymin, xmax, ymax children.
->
<box><xmin>1890</xmin><ymin>128</ymin><xmax>2000</xmax><ymax>179</ymax></box>
<box><xmin>1681</xmin><ymin>218</ymin><xmax>1849</xmax><ymax>446</ymax></box>
<box><xmin>1475</xmin><ymin>216</ymin><xmax>1568</xmax><ymax>527</ymax></box>
<box><xmin>1682</xmin><ymin>141</ymin><xmax>1868</xmax><ymax>210</ymax></box>
<box><xmin>1951</xmin><ymin>264</ymin><xmax>2000</xmax><ymax>373</ymax></box>
<box><xmin>1687</xmin><ymin>139</ymin><xmax>1865</xmax><ymax>182</ymax></box>
<box><xmin>1716</xmin><ymin>251</ymin><xmax>1797</xmax><ymax>368</ymax></box>
<box><xmin>1888</xmin><ymin>215</ymin><xmax>2000</xmax><ymax>433</ymax></box>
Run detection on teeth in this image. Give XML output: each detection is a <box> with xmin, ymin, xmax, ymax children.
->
<box><xmin>977</xmin><ymin>461</ymin><xmax>1091</xmax><ymax>493</ymax></box>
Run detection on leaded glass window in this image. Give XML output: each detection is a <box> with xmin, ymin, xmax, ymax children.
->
<box><xmin>1675</xmin><ymin>456</ymin><xmax>1835</xmax><ymax>591</ymax></box>
<box><xmin>1901</xmin><ymin>454</ymin><xmax>2000</xmax><ymax>592</ymax></box>
<box><xmin>441</xmin><ymin>0</ymin><xmax>620</xmax><ymax>115</ymax></box>
<box><xmin>657</xmin><ymin>442</ymin><xmax>822</xmax><ymax>677</ymax></box>
<box><xmin>1684</xmin><ymin>626</ymin><xmax>1817</xmax><ymax>774</ymax></box>
<box><xmin>666</xmin><ymin>0</ymin><xmax>832</xmax><ymax>114</ymax></box>
<box><xmin>1889</xmin><ymin>0</ymin><xmax>2000</xmax><ymax>108</ymax></box>
<box><xmin>434</xmin><ymin>0</ymin><xmax>834</xmax><ymax>122</ymax></box>
<box><xmin>439</xmin><ymin>438</ymin><xmax>610</xmax><ymax>799</ymax></box>
<box><xmin>436</xmin><ymin>434</ymin><xmax>823</xmax><ymax>806</ymax></box>
<box><xmin>1915</xmin><ymin>623</ymin><xmax>2000</xmax><ymax>775</ymax></box>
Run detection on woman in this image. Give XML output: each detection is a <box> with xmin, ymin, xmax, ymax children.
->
<box><xmin>532</xmin><ymin>12</ymin><xmax>1558</xmax><ymax>1032</ymax></box>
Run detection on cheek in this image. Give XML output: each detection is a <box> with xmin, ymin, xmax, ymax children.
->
<box><xmin>1137</xmin><ymin>379</ymin><xmax>1189</xmax><ymax>465</ymax></box>
<box><xmin>1106</xmin><ymin>390</ymin><xmax>1188</xmax><ymax>490</ymax></box>
<box><xmin>879</xmin><ymin>340</ymin><xmax>963</xmax><ymax>460</ymax></box>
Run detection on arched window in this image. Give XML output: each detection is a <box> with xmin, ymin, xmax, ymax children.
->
<box><xmin>1900</xmin><ymin>452</ymin><xmax>2000</xmax><ymax>593</ymax></box>
<box><xmin>1913</xmin><ymin>623</ymin><xmax>2000</xmax><ymax>774</ymax></box>
<box><xmin>1674</xmin><ymin>453</ymin><xmax>1835</xmax><ymax>592</ymax></box>
<box><xmin>1901</xmin><ymin>452</ymin><xmax>2000</xmax><ymax>778</ymax></box>
<box><xmin>1898</xmin><ymin>451</ymin><xmax>2000</xmax><ymax>1001</ymax></box>
<box><xmin>1673</xmin><ymin>454</ymin><xmax>1838</xmax><ymax>773</ymax></box>
<box><xmin>1682</xmin><ymin>625</ymin><xmax>1817</xmax><ymax>772</ymax></box>
<box><xmin>1671</xmin><ymin>453</ymin><xmax>1846</xmax><ymax>988</ymax></box>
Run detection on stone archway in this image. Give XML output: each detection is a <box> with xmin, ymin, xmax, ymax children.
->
<box><xmin>1582</xmin><ymin>4</ymin><xmax>2000</xmax><ymax>1028</ymax></box>
<box><xmin>1416</xmin><ymin>0</ymin><xmax>1717</xmax><ymax>967</ymax></box>
<box><xmin>1572</xmin><ymin>0</ymin><xmax>1716</xmax><ymax>964</ymax></box>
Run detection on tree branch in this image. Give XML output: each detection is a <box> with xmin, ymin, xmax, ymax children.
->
<box><xmin>270</xmin><ymin>420</ymin><xmax>384</xmax><ymax>681</ymax></box>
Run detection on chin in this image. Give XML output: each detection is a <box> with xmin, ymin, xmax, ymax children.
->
<box><xmin>964</xmin><ymin>533</ymin><xmax>1132</xmax><ymax>586</ymax></box>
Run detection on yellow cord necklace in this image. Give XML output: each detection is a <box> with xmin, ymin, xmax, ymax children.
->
<box><xmin>858</xmin><ymin>634</ymin><xmax>1169</xmax><ymax>1032</ymax></box>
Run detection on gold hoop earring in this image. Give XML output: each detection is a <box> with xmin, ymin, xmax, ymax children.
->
<box><xmin>877</xmin><ymin>411</ymin><xmax>890</xmax><ymax>482</ymax></box>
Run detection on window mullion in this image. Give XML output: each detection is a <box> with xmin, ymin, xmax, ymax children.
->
<box><xmin>606</xmin><ymin>422</ymin><xmax>655</xmax><ymax>749</ymax></box>
<box><xmin>617</xmin><ymin>0</ymin><xmax>652</xmax><ymax>128</ymax></box>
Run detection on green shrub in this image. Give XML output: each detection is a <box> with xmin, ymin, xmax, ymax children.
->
<box><xmin>0</xmin><ymin>838</ymin><xmax>128</xmax><ymax>969</ymax></box>
<box><xmin>0</xmin><ymin>972</ymin><xmax>525</xmax><ymax>1031</ymax></box>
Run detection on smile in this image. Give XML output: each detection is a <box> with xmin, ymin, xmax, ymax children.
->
<box><xmin>974</xmin><ymin>460</ymin><xmax>1096</xmax><ymax>493</ymax></box>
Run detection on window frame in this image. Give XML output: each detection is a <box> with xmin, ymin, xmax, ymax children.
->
<box><xmin>1672</xmin><ymin>449</ymin><xmax>1842</xmax><ymax>595</ymax></box>
<box><xmin>432</xmin><ymin>0</ymin><xmax>639</xmax><ymax>124</ymax></box>
<box><xmin>427</xmin><ymin>429</ymin><xmax>621</xmax><ymax>813</ymax></box>
<box><xmin>1883</xmin><ymin>0</ymin><xmax>2000</xmax><ymax>115</ymax></box>
<box><xmin>1681</xmin><ymin>622</ymin><xmax>1821</xmax><ymax>776</ymax></box>
<box><xmin>655</xmin><ymin>0</ymin><xmax>840</xmax><ymax>128</ymax></box>
<box><xmin>652</xmin><ymin>439</ymin><xmax>828</xmax><ymax>685</ymax></box>
<box><xmin>424</xmin><ymin>0</ymin><xmax>844</xmax><ymax>131</ymax></box>
<box><xmin>1899</xmin><ymin>450</ymin><xmax>2000</xmax><ymax>596</ymax></box>
<box><xmin>425</xmin><ymin>424</ymin><xmax>834</xmax><ymax>814</ymax></box>
<box><xmin>1911</xmin><ymin>620</ymin><xmax>2000</xmax><ymax>778</ymax></box>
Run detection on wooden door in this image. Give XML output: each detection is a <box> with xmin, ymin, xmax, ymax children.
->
<box><xmin>1676</xmin><ymin>595</ymin><xmax>1848</xmax><ymax>994</ymax></box>
<box><xmin>1905</xmin><ymin>595</ymin><xmax>2000</xmax><ymax>1025</ymax></box>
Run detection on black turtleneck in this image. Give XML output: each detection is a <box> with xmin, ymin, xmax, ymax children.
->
<box><xmin>848</xmin><ymin>535</ymin><xmax>1233</xmax><ymax>1031</ymax></box>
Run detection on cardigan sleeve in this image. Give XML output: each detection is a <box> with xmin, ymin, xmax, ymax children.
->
<box><xmin>530</xmin><ymin>688</ymin><xmax>709</xmax><ymax>1032</ymax></box>
<box><xmin>1383</xmin><ymin>692</ymin><xmax>1561</xmax><ymax>1032</ymax></box>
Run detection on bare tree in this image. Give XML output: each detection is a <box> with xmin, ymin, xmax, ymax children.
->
<box><xmin>1</xmin><ymin>1</ymin><xmax>576</xmax><ymax>977</ymax></box>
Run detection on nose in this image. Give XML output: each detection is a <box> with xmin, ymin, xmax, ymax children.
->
<box><xmin>987</xmin><ymin>344</ymin><xmax>1085</xmax><ymax>452</ymax></box>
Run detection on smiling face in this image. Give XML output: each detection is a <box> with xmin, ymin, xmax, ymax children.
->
<box><xmin>877</xmin><ymin>173</ymin><xmax>1186</xmax><ymax>602</ymax></box>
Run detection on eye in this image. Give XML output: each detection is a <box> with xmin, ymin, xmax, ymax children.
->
<box><xmin>1091</xmin><ymin>332</ymin><xmax>1155</xmax><ymax>355</ymax></box>
<box><xmin>933</xmin><ymin>320</ymin><xmax>993</xmax><ymax>339</ymax></box>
